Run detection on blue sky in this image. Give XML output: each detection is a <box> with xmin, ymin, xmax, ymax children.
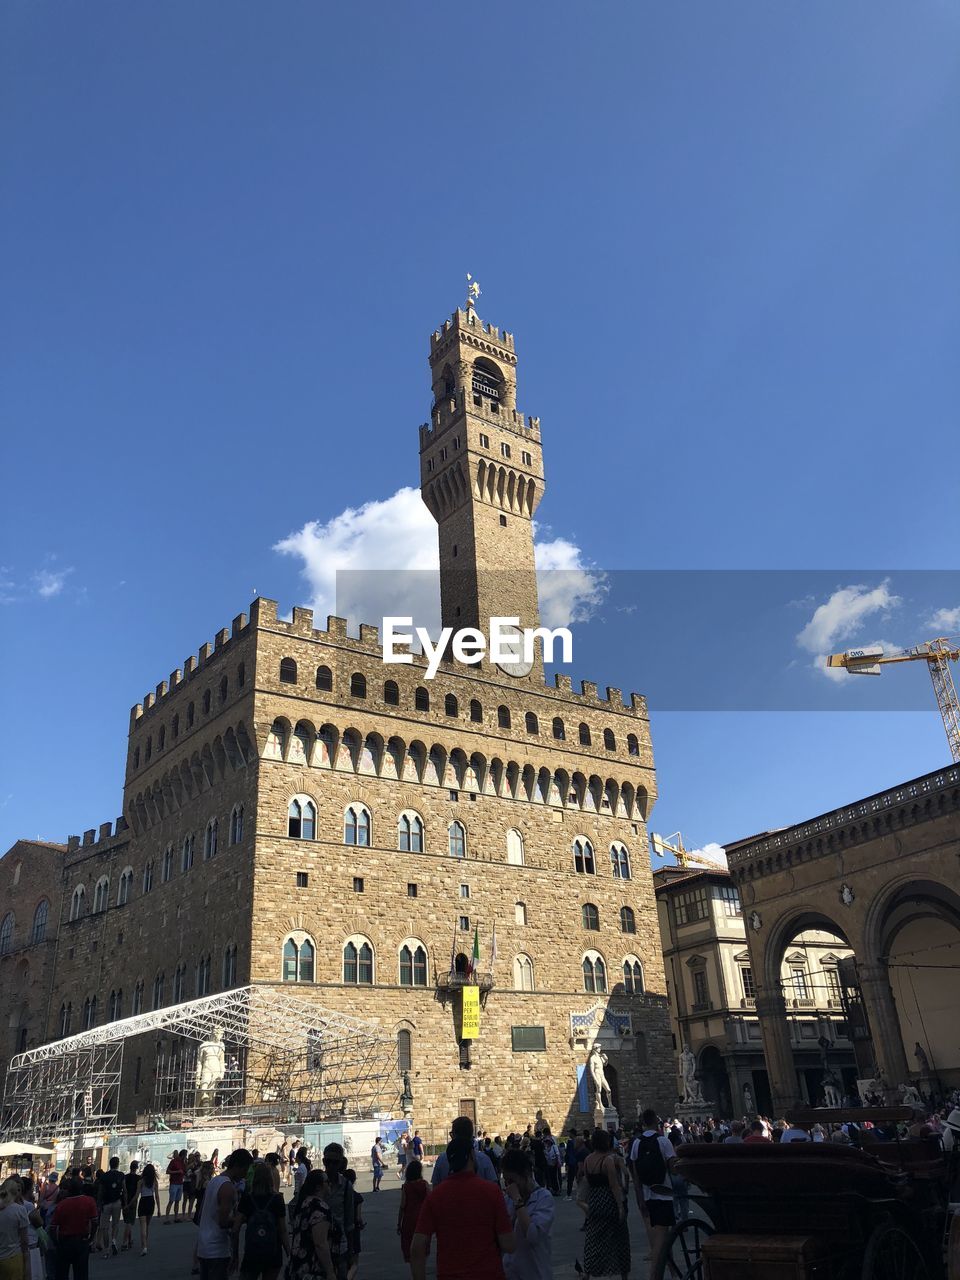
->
<box><xmin>2</xmin><ymin>2</ymin><xmax>958</xmax><ymax>854</ymax></box>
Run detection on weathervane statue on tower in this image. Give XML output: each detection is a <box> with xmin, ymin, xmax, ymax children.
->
<box><xmin>465</xmin><ymin>273</ymin><xmax>481</xmax><ymax>311</ymax></box>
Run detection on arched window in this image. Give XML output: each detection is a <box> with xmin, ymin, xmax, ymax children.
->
<box><xmin>288</xmin><ymin>797</ymin><xmax>316</xmax><ymax>840</ymax></box>
<box><xmin>582</xmin><ymin>903</ymin><xmax>600</xmax><ymax>931</ymax></box>
<box><xmin>59</xmin><ymin>1002</ymin><xmax>72</xmax><ymax>1037</ymax></box>
<box><xmin>623</xmin><ymin>958</ymin><xmax>644</xmax><ymax>994</ymax></box>
<box><xmin>448</xmin><ymin>821</ymin><xmax>466</xmax><ymax>859</ymax></box>
<box><xmin>343</xmin><ymin>939</ymin><xmax>374</xmax><ymax>985</ymax></box>
<box><xmin>316</xmin><ymin>665</ymin><xmax>333</xmax><ymax>692</ymax></box>
<box><xmin>162</xmin><ymin>845</ymin><xmax>174</xmax><ymax>883</ymax></box>
<box><xmin>158</xmin><ymin>726</ymin><xmax>165</xmax><ymax>751</ymax></box>
<box><xmin>515</xmin><ymin>901</ymin><xmax>527</xmax><ymax>925</ymax></box>
<box><xmin>525</xmin><ymin>711</ymin><xmax>539</xmax><ymax>734</ymax></box>
<box><xmin>383</xmin><ymin>679</ymin><xmax>399</xmax><ymax>705</ymax></box>
<box><xmin>133</xmin><ymin>747</ymin><xmax>140</xmax><ymax>769</ymax></box>
<box><xmin>350</xmin><ymin>672</ymin><xmax>367</xmax><ymax>698</ymax></box>
<box><xmin>627</xmin><ymin>733</ymin><xmax>640</xmax><ymax>756</ymax></box>
<box><xmin>145</xmin><ymin>736</ymin><xmax>152</xmax><ymax>762</ymax></box>
<box><xmin>0</xmin><ymin>913</ymin><xmax>13</xmax><ymax>955</ymax></box>
<box><xmin>82</xmin><ymin>996</ymin><xmax>98</xmax><ymax>1030</ymax></box>
<box><xmin>230</xmin><ymin>805</ymin><xmax>244</xmax><ymax>845</ymax></box>
<box><xmin>172</xmin><ymin>713</ymin><xmax>180</xmax><ymax>739</ymax></box>
<box><xmin>109</xmin><ymin>989</ymin><xmax>123</xmax><ymax>1021</ymax></box>
<box><xmin>282</xmin><ymin>935</ymin><xmax>315</xmax><ymax>983</ymax></box>
<box><xmin>578</xmin><ymin>722</ymin><xmax>591</xmax><ymax>746</ymax></box>
<box><xmin>117</xmin><ymin>868</ymin><xmax>133</xmax><ymax>906</ymax></box>
<box><xmin>173</xmin><ymin>964</ymin><xmax>186</xmax><ymax>1002</ymax></box>
<box><xmin>469</xmin><ymin>699</ymin><xmax>483</xmax><ymax>723</ymax></box>
<box><xmin>181</xmin><ymin>834</ymin><xmax>195</xmax><ymax>873</ymax></box>
<box><xmin>204</xmin><ymin>818</ymin><xmax>219</xmax><ymax>859</ymax></box>
<box><xmin>620</xmin><ymin>906</ymin><xmax>636</xmax><ymax>934</ymax></box>
<box><xmin>506</xmin><ymin>828</ymin><xmax>525</xmax><ymax>866</ymax></box>
<box><xmin>93</xmin><ymin>877</ymin><xmax>110</xmax><ymax>913</ymax></box>
<box><xmin>514</xmin><ymin>954</ymin><xmax>535</xmax><ymax>991</ymax></box>
<box><xmin>444</xmin><ymin>694</ymin><xmax>458</xmax><ymax>717</ymax></box>
<box><xmin>611</xmin><ymin>843</ymin><xmax>631</xmax><ymax>879</ymax></box>
<box><xmin>219</xmin><ymin>675</ymin><xmax>228</xmax><ymax>704</ymax></box>
<box><xmin>237</xmin><ymin>662</ymin><xmax>245</xmax><ymax>688</ymax></box>
<box><xmin>497</xmin><ymin>705</ymin><xmax>511</xmax><ymax>729</ymax></box>
<box><xmin>223</xmin><ymin>943</ymin><xmax>238</xmax><ymax>988</ymax></box>
<box><xmin>132</xmin><ymin>981</ymin><xmax>144</xmax><ymax>1015</ymax></box>
<box><xmin>398</xmin><ymin>812</ymin><xmax>424</xmax><ymax>853</ymax></box>
<box><xmin>397</xmin><ymin>1028</ymin><xmax>412</xmax><ymax>1072</ymax></box>
<box><xmin>399</xmin><ymin>941</ymin><xmax>428</xmax><ymax>987</ymax></box>
<box><xmin>344</xmin><ymin>804</ymin><xmax>371</xmax><ymax>846</ymax></box>
<box><xmin>143</xmin><ymin>861</ymin><xmax>154</xmax><ymax>894</ymax></box>
<box><xmin>415</xmin><ymin>687</ymin><xmax>430</xmax><ymax>712</ymax></box>
<box><xmin>279</xmin><ymin>658</ymin><xmax>297</xmax><ymax>684</ymax></box>
<box><xmin>202</xmin><ymin>690</ymin><xmax>211</xmax><ymax>714</ymax></box>
<box><xmin>70</xmin><ymin>885</ymin><xmax>85</xmax><ymax>921</ymax></box>
<box><xmin>552</xmin><ymin>717</ymin><xmax>565</xmax><ymax>740</ymax></box>
<box><xmin>187</xmin><ymin>701</ymin><xmax>195</xmax><ymax>727</ymax></box>
<box><xmin>31</xmin><ymin>900</ymin><xmax>49</xmax><ymax>944</ymax></box>
<box><xmin>582</xmin><ymin>953</ymin><xmax>607</xmax><ymax>994</ymax></box>
<box><xmin>152</xmin><ymin>972</ymin><xmax>165</xmax><ymax>1009</ymax></box>
<box><xmin>603</xmin><ymin>728</ymin><xmax>616</xmax><ymax>751</ymax></box>
<box><xmin>573</xmin><ymin>838</ymin><xmax>595</xmax><ymax>875</ymax></box>
<box><xmin>196</xmin><ymin>954</ymin><xmax>212</xmax><ymax>996</ymax></box>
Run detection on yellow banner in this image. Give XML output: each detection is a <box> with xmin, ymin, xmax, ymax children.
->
<box><xmin>461</xmin><ymin>985</ymin><xmax>480</xmax><ymax>1040</ymax></box>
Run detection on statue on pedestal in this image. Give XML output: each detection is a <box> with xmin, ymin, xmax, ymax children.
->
<box><xmin>742</xmin><ymin>1083</ymin><xmax>754</xmax><ymax>1116</ymax></box>
<box><xmin>587</xmin><ymin>1046</ymin><xmax>612</xmax><ymax>1111</ymax></box>
<box><xmin>195</xmin><ymin>1027</ymin><xmax>226</xmax><ymax>1109</ymax></box>
<box><xmin>680</xmin><ymin>1046</ymin><xmax>704</xmax><ymax>1104</ymax></box>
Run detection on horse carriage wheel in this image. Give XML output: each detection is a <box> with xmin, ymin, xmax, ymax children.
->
<box><xmin>860</xmin><ymin>1223</ymin><xmax>930</xmax><ymax>1280</ymax></box>
<box><xmin>652</xmin><ymin>1216</ymin><xmax>716</xmax><ymax>1280</ymax></box>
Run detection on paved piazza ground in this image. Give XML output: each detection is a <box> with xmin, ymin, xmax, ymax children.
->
<box><xmin>85</xmin><ymin>1167</ymin><xmax>657</xmax><ymax>1279</ymax></box>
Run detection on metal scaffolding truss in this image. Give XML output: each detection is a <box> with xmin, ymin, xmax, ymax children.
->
<box><xmin>1</xmin><ymin>986</ymin><xmax>399</xmax><ymax>1145</ymax></box>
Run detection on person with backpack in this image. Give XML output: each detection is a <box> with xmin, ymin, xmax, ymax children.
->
<box><xmin>632</xmin><ymin>1110</ymin><xmax>677</xmax><ymax>1280</ymax></box>
<box><xmin>286</xmin><ymin>1171</ymin><xmax>335</xmax><ymax>1280</ymax></box>
<box><xmin>96</xmin><ymin>1158</ymin><xmax>125</xmax><ymax>1256</ymax></box>
<box><xmin>233</xmin><ymin>1163</ymin><xmax>287</xmax><ymax>1280</ymax></box>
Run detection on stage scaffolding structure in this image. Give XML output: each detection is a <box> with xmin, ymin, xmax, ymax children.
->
<box><xmin>1</xmin><ymin>985</ymin><xmax>399</xmax><ymax>1146</ymax></box>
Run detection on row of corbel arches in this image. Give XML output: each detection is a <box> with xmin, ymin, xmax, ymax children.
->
<box><xmin>128</xmin><ymin>719</ymin><xmax>255</xmax><ymax>835</ymax></box>
<box><xmin>263</xmin><ymin>717</ymin><xmax>648</xmax><ymax>821</ymax></box>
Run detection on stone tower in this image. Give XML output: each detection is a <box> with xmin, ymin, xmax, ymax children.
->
<box><xmin>419</xmin><ymin>305</ymin><xmax>545</xmax><ymax>651</ymax></box>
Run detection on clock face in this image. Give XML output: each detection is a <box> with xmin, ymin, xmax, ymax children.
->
<box><xmin>496</xmin><ymin>626</ymin><xmax>534</xmax><ymax>678</ymax></box>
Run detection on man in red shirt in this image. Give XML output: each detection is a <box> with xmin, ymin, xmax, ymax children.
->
<box><xmin>51</xmin><ymin>1179</ymin><xmax>100</xmax><ymax>1280</ymax></box>
<box><xmin>744</xmin><ymin>1120</ymin><xmax>771</xmax><ymax>1143</ymax></box>
<box><xmin>164</xmin><ymin>1151</ymin><xmax>186</xmax><ymax>1224</ymax></box>
<box><xmin>411</xmin><ymin>1139</ymin><xmax>514</xmax><ymax>1280</ymax></box>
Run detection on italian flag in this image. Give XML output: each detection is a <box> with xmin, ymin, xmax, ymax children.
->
<box><xmin>468</xmin><ymin>925</ymin><xmax>480</xmax><ymax>978</ymax></box>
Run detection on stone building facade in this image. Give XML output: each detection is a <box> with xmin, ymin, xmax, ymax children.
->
<box><xmin>654</xmin><ymin>864</ymin><xmax>856</xmax><ymax>1117</ymax></box>
<box><xmin>1</xmin><ymin>304</ymin><xmax>673</xmax><ymax>1136</ymax></box>
<box><xmin>727</xmin><ymin>765</ymin><xmax>960</xmax><ymax>1114</ymax></box>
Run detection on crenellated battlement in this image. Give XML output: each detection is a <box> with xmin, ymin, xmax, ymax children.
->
<box><xmin>65</xmin><ymin>816</ymin><xmax>129</xmax><ymax>858</ymax></box>
<box><xmin>131</xmin><ymin>610</ymin><xmax>253</xmax><ymax>723</ymax></box>
<box><xmin>419</xmin><ymin>398</ymin><xmax>541</xmax><ymax>448</ymax></box>
<box><xmin>430</xmin><ymin>308</ymin><xmax>516</xmax><ymax>357</ymax></box>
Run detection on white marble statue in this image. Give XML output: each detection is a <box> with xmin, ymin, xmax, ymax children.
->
<box><xmin>680</xmin><ymin>1046</ymin><xmax>704</xmax><ymax>1104</ymax></box>
<box><xmin>195</xmin><ymin>1027</ymin><xmax>226</xmax><ymax>1108</ymax></box>
<box><xmin>742</xmin><ymin>1083</ymin><xmax>754</xmax><ymax>1115</ymax></box>
<box><xmin>587</xmin><ymin>1046</ymin><xmax>612</xmax><ymax>1110</ymax></box>
<box><xmin>899</xmin><ymin>1082</ymin><xmax>922</xmax><ymax>1107</ymax></box>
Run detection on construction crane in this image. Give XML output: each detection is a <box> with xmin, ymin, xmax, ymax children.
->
<box><xmin>651</xmin><ymin>831</ymin><xmax>727</xmax><ymax>870</ymax></box>
<box><xmin>826</xmin><ymin>637</ymin><xmax>960</xmax><ymax>764</ymax></box>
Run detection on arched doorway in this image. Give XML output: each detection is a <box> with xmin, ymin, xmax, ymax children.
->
<box><xmin>698</xmin><ymin>1046</ymin><xmax>731</xmax><ymax>1116</ymax></box>
<box><xmin>875</xmin><ymin>879</ymin><xmax>960</xmax><ymax>1092</ymax></box>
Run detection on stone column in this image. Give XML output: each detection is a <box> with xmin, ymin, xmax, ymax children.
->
<box><xmin>756</xmin><ymin>992</ymin><xmax>799</xmax><ymax>1114</ymax></box>
<box><xmin>857</xmin><ymin>961</ymin><xmax>909</xmax><ymax>1091</ymax></box>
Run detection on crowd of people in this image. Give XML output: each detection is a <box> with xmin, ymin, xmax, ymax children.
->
<box><xmin>2</xmin><ymin>1095</ymin><xmax>958</xmax><ymax>1280</ymax></box>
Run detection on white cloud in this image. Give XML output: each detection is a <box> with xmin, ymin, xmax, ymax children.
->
<box><xmin>927</xmin><ymin>606</ymin><xmax>960</xmax><ymax>634</ymax></box>
<box><xmin>796</xmin><ymin>581</ymin><xmax>900</xmax><ymax>654</ymax></box>
<box><xmin>685</xmin><ymin>842</ymin><xmax>728</xmax><ymax>866</ymax></box>
<box><xmin>274</xmin><ymin>486</ymin><xmax>606</xmax><ymax>635</ymax></box>
<box><xmin>34</xmin><ymin>568</ymin><xmax>73</xmax><ymax>599</ymax></box>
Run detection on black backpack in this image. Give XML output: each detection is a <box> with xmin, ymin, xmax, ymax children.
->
<box><xmin>245</xmin><ymin>1195</ymin><xmax>279</xmax><ymax>1261</ymax></box>
<box><xmin>634</xmin><ymin>1133</ymin><xmax>667</xmax><ymax>1187</ymax></box>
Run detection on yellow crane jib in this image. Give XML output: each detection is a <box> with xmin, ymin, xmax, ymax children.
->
<box><xmin>825</xmin><ymin>637</ymin><xmax>960</xmax><ymax>764</ymax></box>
